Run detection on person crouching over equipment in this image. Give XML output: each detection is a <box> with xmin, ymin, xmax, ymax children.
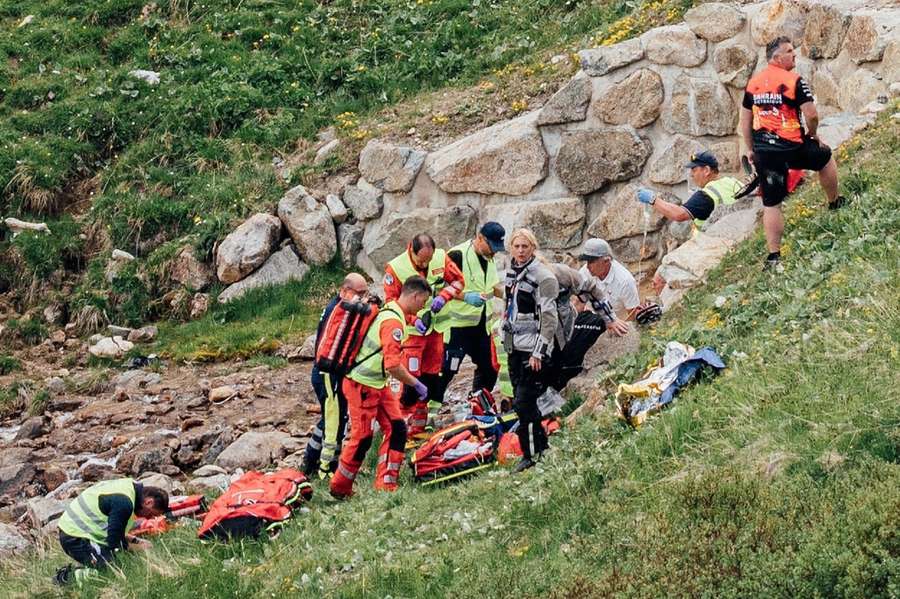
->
<box><xmin>55</xmin><ymin>479</ymin><xmax>168</xmax><ymax>585</ymax></box>
<box><xmin>502</xmin><ymin>228</ymin><xmax>559</xmax><ymax>473</ymax></box>
<box><xmin>330</xmin><ymin>275</ymin><xmax>433</xmax><ymax>499</ymax></box>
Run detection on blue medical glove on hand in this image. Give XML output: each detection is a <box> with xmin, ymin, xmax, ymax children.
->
<box><xmin>413</xmin><ymin>380</ymin><xmax>429</xmax><ymax>401</ymax></box>
<box><xmin>464</xmin><ymin>292</ymin><xmax>485</xmax><ymax>307</ymax></box>
<box><xmin>637</xmin><ymin>188</ymin><xmax>655</xmax><ymax>205</ymax></box>
<box><xmin>414</xmin><ymin>318</ymin><xmax>428</xmax><ymax>334</ymax></box>
<box><xmin>430</xmin><ymin>296</ymin><xmax>446</xmax><ymax>313</ymax></box>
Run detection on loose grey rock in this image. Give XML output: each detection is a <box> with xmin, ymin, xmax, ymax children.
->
<box><xmin>324</xmin><ymin>194</ymin><xmax>348</xmax><ymax>224</ymax></box>
<box><xmin>26</xmin><ymin>496</ymin><xmax>65</xmax><ymax>527</ymax></box>
<box><xmin>215</xmin><ymin>431</ymin><xmax>298</xmax><ymax>471</ymax></box>
<box><xmin>218</xmin><ymin>246</ymin><xmax>310</xmax><ymax>303</ymax></box>
<box><xmin>578</xmin><ymin>39</ymin><xmax>643</xmax><ymax>76</ymax></box>
<box><xmin>358</xmin><ymin>140</ymin><xmax>427</xmax><ymax>193</ymax></box>
<box><xmin>277</xmin><ymin>185</ymin><xmax>337</xmax><ymax>266</ymax></box>
<box><xmin>684</xmin><ymin>2</ymin><xmax>745</xmax><ymax>42</ymax></box>
<box><xmin>642</xmin><ymin>25</ymin><xmax>707</xmax><ymax>67</ymax></box>
<box><xmin>338</xmin><ymin>222</ymin><xmax>364</xmax><ymax>269</ymax></box>
<box><xmin>215</xmin><ymin>213</ymin><xmax>282</xmax><ymax>284</ymax></box>
<box><xmin>342</xmin><ymin>180</ymin><xmax>384</xmax><ymax>222</ymax></box>
<box><xmin>170</xmin><ymin>245</ymin><xmax>213</xmax><ymax>291</ymax></box>
<box><xmin>537</xmin><ymin>72</ymin><xmax>592</xmax><ymax>126</ymax></box>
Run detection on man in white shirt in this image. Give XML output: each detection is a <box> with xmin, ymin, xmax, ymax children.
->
<box><xmin>577</xmin><ymin>238</ymin><xmax>636</xmax><ymax>337</ymax></box>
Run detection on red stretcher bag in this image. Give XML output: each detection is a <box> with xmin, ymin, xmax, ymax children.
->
<box><xmin>197</xmin><ymin>469</ymin><xmax>313</xmax><ymax>540</ymax></box>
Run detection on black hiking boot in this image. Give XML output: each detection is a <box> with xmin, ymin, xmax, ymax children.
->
<box><xmin>513</xmin><ymin>458</ymin><xmax>535</xmax><ymax>474</ymax></box>
<box><xmin>828</xmin><ymin>195</ymin><xmax>849</xmax><ymax>210</ymax></box>
<box><xmin>54</xmin><ymin>565</ymin><xmax>74</xmax><ymax>586</ymax></box>
<box><xmin>763</xmin><ymin>252</ymin><xmax>783</xmax><ymax>273</ymax></box>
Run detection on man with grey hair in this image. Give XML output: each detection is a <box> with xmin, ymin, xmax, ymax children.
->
<box><xmin>578</xmin><ymin>238</ymin><xmax>637</xmax><ymax>337</ymax></box>
<box><xmin>741</xmin><ymin>35</ymin><xmax>847</xmax><ymax>271</ymax></box>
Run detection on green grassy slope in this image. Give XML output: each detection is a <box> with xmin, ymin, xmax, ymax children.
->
<box><xmin>2</xmin><ymin>108</ymin><xmax>897</xmax><ymax>598</ymax></box>
<box><xmin>2</xmin><ymin>0</ymin><xmax>698</xmax><ymax>328</ymax></box>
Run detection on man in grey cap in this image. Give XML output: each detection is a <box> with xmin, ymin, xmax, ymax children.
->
<box><xmin>578</xmin><ymin>238</ymin><xmax>637</xmax><ymax>337</ymax></box>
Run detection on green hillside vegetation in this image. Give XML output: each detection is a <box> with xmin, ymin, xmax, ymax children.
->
<box><xmin>1</xmin><ymin>107</ymin><xmax>897</xmax><ymax>598</ymax></box>
<box><xmin>0</xmin><ymin>0</ymin><xmax>699</xmax><ymax>331</ymax></box>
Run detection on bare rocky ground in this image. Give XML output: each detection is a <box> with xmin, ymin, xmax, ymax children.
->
<box><xmin>0</xmin><ymin>334</ymin><xmax>323</xmax><ymax>544</ymax></box>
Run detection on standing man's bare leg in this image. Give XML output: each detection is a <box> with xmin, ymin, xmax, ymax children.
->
<box><xmin>763</xmin><ymin>206</ymin><xmax>784</xmax><ymax>254</ymax></box>
<box><xmin>818</xmin><ymin>157</ymin><xmax>839</xmax><ymax>204</ymax></box>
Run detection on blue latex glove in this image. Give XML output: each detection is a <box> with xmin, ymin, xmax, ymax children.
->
<box><xmin>413</xmin><ymin>380</ymin><xmax>428</xmax><ymax>401</ymax></box>
<box><xmin>414</xmin><ymin>318</ymin><xmax>428</xmax><ymax>334</ymax></box>
<box><xmin>464</xmin><ymin>291</ymin><xmax>486</xmax><ymax>307</ymax></box>
<box><xmin>430</xmin><ymin>296</ymin><xmax>446</xmax><ymax>313</ymax></box>
<box><xmin>636</xmin><ymin>188</ymin><xmax>655</xmax><ymax>205</ymax></box>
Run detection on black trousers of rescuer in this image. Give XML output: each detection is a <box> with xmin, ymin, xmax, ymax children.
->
<box><xmin>508</xmin><ymin>350</ymin><xmax>549</xmax><ymax>460</ymax></box>
<box><xmin>441</xmin><ymin>322</ymin><xmax>498</xmax><ymax>399</ymax></box>
<box><xmin>59</xmin><ymin>530</ymin><xmax>110</xmax><ymax>567</ymax></box>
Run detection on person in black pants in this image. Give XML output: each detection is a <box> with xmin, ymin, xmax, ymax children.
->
<box><xmin>502</xmin><ymin>229</ymin><xmax>559</xmax><ymax>473</ymax></box>
<box><xmin>302</xmin><ymin>272</ymin><xmax>370</xmax><ymax>478</ymax></box>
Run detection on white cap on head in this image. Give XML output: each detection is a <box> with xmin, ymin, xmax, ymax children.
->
<box><xmin>579</xmin><ymin>238</ymin><xmax>612</xmax><ymax>260</ymax></box>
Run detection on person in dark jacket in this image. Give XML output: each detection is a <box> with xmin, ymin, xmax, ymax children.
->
<box><xmin>302</xmin><ymin>272</ymin><xmax>371</xmax><ymax>478</ymax></box>
<box><xmin>55</xmin><ymin>478</ymin><xmax>168</xmax><ymax>584</ymax></box>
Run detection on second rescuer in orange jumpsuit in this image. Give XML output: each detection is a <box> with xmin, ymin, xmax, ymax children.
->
<box><xmin>383</xmin><ymin>233</ymin><xmax>465</xmax><ymax>435</ymax></box>
<box><xmin>330</xmin><ymin>276</ymin><xmax>433</xmax><ymax>499</ymax></box>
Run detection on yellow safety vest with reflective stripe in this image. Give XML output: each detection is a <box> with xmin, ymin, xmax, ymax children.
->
<box><xmin>442</xmin><ymin>239</ymin><xmax>499</xmax><ymax>334</ymax></box>
<box><xmin>58</xmin><ymin>478</ymin><xmax>137</xmax><ymax>545</ymax></box>
<box><xmin>694</xmin><ymin>176</ymin><xmax>742</xmax><ymax>231</ymax></box>
<box><xmin>348</xmin><ymin>302</ymin><xmax>405</xmax><ymax>389</ymax></box>
<box><xmin>388</xmin><ymin>249</ymin><xmax>447</xmax><ymax>336</ymax></box>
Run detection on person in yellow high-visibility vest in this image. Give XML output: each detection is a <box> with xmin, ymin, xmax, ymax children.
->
<box><xmin>383</xmin><ymin>233</ymin><xmax>465</xmax><ymax>435</ymax></box>
<box><xmin>55</xmin><ymin>479</ymin><xmax>168</xmax><ymax>584</ymax></box>
<box><xmin>439</xmin><ymin>222</ymin><xmax>506</xmax><ymax>400</ymax></box>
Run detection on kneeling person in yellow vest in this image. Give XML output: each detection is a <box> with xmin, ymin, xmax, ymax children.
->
<box><xmin>638</xmin><ymin>151</ymin><xmax>741</xmax><ymax>295</ymax></box>
<box><xmin>330</xmin><ymin>275</ymin><xmax>433</xmax><ymax>499</ymax></box>
<box><xmin>56</xmin><ymin>478</ymin><xmax>168</xmax><ymax>583</ymax></box>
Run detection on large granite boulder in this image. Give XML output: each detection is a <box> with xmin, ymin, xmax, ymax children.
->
<box><xmin>642</xmin><ymin>25</ymin><xmax>707</xmax><ymax>67</ymax></box>
<box><xmin>556</xmin><ymin>127</ymin><xmax>652</xmax><ymax>195</ymax></box>
<box><xmin>750</xmin><ymin>0</ymin><xmax>807</xmax><ymax>46</ymax></box>
<box><xmin>684</xmin><ymin>2</ymin><xmax>746</xmax><ymax>42</ymax></box>
<box><xmin>342</xmin><ymin>179</ymin><xmax>384</xmax><ymax>222</ymax></box>
<box><xmin>218</xmin><ymin>247</ymin><xmax>310</xmax><ymax>303</ymax></box>
<box><xmin>883</xmin><ymin>40</ymin><xmax>900</xmax><ymax>86</ymax></box>
<box><xmin>578</xmin><ymin>39</ymin><xmax>643</xmax><ymax>76</ymax></box>
<box><xmin>593</xmin><ymin>68</ymin><xmax>664</xmax><ymax>129</ymax></box>
<box><xmin>648</xmin><ymin>135</ymin><xmax>704</xmax><ymax>185</ymax></box>
<box><xmin>839</xmin><ymin>68</ymin><xmax>890</xmax><ymax>114</ymax></box>
<box><xmin>843</xmin><ymin>11</ymin><xmax>900</xmax><ymax>64</ymax></box>
<box><xmin>215</xmin><ymin>213</ymin><xmax>281</xmax><ymax>284</ymax></box>
<box><xmin>586</xmin><ymin>184</ymin><xmax>667</xmax><ymax>242</ymax></box>
<box><xmin>713</xmin><ymin>41</ymin><xmax>758</xmax><ymax>89</ymax></box>
<box><xmin>537</xmin><ymin>72</ymin><xmax>592</xmax><ymax>126</ymax></box>
<box><xmin>277</xmin><ymin>185</ymin><xmax>337</xmax><ymax>266</ymax></box>
<box><xmin>358</xmin><ymin>140</ymin><xmax>426</xmax><ymax>193</ymax></box>
<box><xmin>662</xmin><ymin>73</ymin><xmax>736</xmax><ymax>137</ymax></box>
<box><xmin>426</xmin><ymin>112</ymin><xmax>548</xmax><ymax>195</ymax></box>
<box><xmin>480</xmin><ymin>197</ymin><xmax>585</xmax><ymax>250</ymax></box>
<box><xmin>709</xmin><ymin>140</ymin><xmax>741</xmax><ymax>174</ymax></box>
<box><xmin>215</xmin><ymin>431</ymin><xmax>299</xmax><ymax>471</ymax></box>
<box><xmin>802</xmin><ymin>3</ymin><xmax>850</xmax><ymax>59</ymax></box>
<box><xmin>0</xmin><ymin>523</ymin><xmax>29</xmax><ymax>556</ymax></box>
<box><xmin>361</xmin><ymin>206</ymin><xmax>478</xmax><ymax>270</ymax></box>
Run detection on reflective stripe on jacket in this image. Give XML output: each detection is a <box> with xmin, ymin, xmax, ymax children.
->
<box><xmin>58</xmin><ymin>478</ymin><xmax>136</xmax><ymax>545</ymax></box>
<box><xmin>348</xmin><ymin>301</ymin><xmax>405</xmax><ymax>389</ymax></box>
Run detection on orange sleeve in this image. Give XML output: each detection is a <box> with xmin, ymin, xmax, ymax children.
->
<box><xmin>380</xmin><ymin>319</ymin><xmax>404</xmax><ymax>370</ymax></box>
<box><xmin>383</xmin><ymin>264</ymin><xmax>402</xmax><ymax>302</ymax></box>
<box><xmin>438</xmin><ymin>254</ymin><xmax>465</xmax><ymax>301</ymax></box>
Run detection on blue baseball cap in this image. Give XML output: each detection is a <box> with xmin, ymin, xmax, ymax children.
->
<box><xmin>685</xmin><ymin>150</ymin><xmax>719</xmax><ymax>170</ymax></box>
<box><xmin>479</xmin><ymin>222</ymin><xmax>506</xmax><ymax>253</ymax></box>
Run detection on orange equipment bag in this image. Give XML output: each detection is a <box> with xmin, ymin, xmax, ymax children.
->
<box><xmin>197</xmin><ymin>469</ymin><xmax>313</xmax><ymax>540</ymax></box>
<box><xmin>314</xmin><ymin>299</ymin><xmax>382</xmax><ymax>377</ymax></box>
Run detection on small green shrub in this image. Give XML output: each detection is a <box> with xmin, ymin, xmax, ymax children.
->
<box><xmin>6</xmin><ymin>318</ymin><xmax>47</xmax><ymax>345</ymax></box>
<box><xmin>11</xmin><ymin>216</ymin><xmax>85</xmax><ymax>279</ymax></box>
<box><xmin>0</xmin><ymin>355</ymin><xmax>22</xmax><ymax>375</ymax></box>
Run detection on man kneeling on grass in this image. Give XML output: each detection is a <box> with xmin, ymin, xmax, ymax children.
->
<box><xmin>55</xmin><ymin>478</ymin><xmax>168</xmax><ymax>585</ymax></box>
